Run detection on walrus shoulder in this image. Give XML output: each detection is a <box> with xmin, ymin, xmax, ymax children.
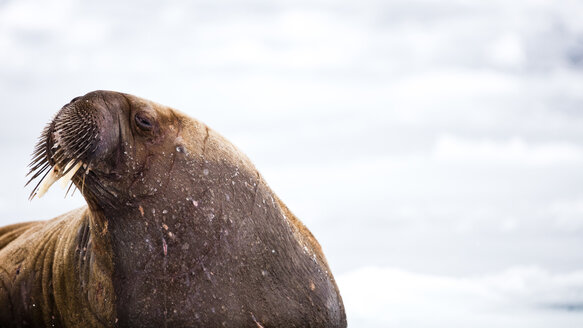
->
<box><xmin>0</xmin><ymin>221</ymin><xmax>40</xmax><ymax>250</ymax></box>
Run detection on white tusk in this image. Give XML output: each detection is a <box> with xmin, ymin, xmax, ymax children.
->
<box><xmin>60</xmin><ymin>161</ymin><xmax>83</xmax><ymax>189</ymax></box>
<box><xmin>36</xmin><ymin>167</ymin><xmax>61</xmax><ymax>198</ymax></box>
<box><xmin>35</xmin><ymin>160</ymin><xmax>84</xmax><ymax>198</ymax></box>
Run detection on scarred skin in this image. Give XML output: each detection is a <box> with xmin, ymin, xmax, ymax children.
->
<box><xmin>0</xmin><ymin>91</ymin><xmax>346</xmax><ymax>327</ymax></box>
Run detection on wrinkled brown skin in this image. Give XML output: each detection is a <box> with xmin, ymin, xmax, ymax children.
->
<box><xmin>0</xmin><ymin>91</ymin><xmax>347</xmax><ymax>327</ymax></box>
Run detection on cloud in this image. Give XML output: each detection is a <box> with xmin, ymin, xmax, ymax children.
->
<box><xmin>433</xmin><ymin>135</ymin><xmax>583</xmax><ymax>166</ymax></box>
<box><xmin>338</xmin><ymin>266</ymin><xmax>583</xmax><ymax>328</ymax></box>
<box><xmin>548</xmin><ymin>196</ymin><xmax>583</xmax><ymax>230</ymax></box>
<box><xmin>488</xmin><ymin>33</ymin><xmax>526</xmax><ymax>68</ymax></box>
<box><xmin>1</xmin><ymin>2</ymin><xmax>583</xmax><ymax>326</ymax></box>
<box><xmin>0</xmin><ymin>0</ymin><xmax>74</xmax><ymax>31</ymax></box>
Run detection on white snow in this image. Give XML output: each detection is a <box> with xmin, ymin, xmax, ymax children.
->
<box><xmin>338</xmin><ymin>266</ymin><xmax>583</xmax><ymax>327</ymax></box>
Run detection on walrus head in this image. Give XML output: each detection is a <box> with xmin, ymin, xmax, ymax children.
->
<box><xmin>26</xmin><ymin>90</ymin><xmax>217</xmax><ymax>211</ymax></box>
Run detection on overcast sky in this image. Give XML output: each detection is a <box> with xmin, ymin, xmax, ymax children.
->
<box><xmin>1</xmin><ymin>0</ymin><xmax>583</xmax><ymax>326</ymax></box>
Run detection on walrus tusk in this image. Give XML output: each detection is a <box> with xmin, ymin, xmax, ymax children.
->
<box><xmin>36</xmin><ymin>160</ymin><xmax>82</xmax><ymax>198</ymax></box>
<box><xmin>60</xmin><ymin>161</ymin><xmax>82</xmax><ymax>189</ymax></box>
<box><xmin>36</xmin><ymin>167</ymin><xmax>60</xmax><ymax>198</ymax></box>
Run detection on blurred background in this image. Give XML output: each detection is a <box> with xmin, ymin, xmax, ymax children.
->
<box><xmin>1</xmin><ymin>0</ymin><xmax>583</xmax><ymax>326</ymax></box>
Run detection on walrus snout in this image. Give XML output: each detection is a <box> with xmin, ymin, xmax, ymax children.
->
<box><xmin>26</xmin><ymin>91</ymin><xmax>124</xmax><ymax>199</ymax></box>
<box><xmin>59</xmin><ymin>91</ymin><xmax>123</xmax><ymax>163</ymax></box>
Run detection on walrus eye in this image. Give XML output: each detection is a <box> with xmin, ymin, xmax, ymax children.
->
<box><xmin>135</xmin><ymin>113</ymin><xmax>153</xmax><ymax>131</ymax></box>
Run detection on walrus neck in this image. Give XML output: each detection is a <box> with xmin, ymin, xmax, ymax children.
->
<box><xmin>97</xmin><ymin>160</ymin><xmax>343</xmax><ymax>326</ymax></box>
<box><xmin>105</xmin><ymin>195</ymin><xmax>218</xmax><ymax>276</ymax></box>
<box><xmin>86</xmin><ymin>207</ymin><xmax>112</xmax><ymax>240</ymax></box>
<box><xmin>102</xmin><ymin>161</ymin><xmax>266</xmax><ymax>325</ymax></box>
<box><xmin>105</xmin><ymin>195</ymin><xmax>223</xmax><ymax>325</ymax></box>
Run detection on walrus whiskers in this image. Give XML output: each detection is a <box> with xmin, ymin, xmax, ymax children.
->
<box><xmin>65</xmin><ymin>180</ymin><xmax>76</xmax><ymax>198</ymax></box>
<box><xmin>26</xmin><ymin>103</ymin><xmax>97</xmax><ymax>199</ymax></box>
<box><xmin>80</xmin><ymin>162</ymin><xmax>94</xmax><ymax>195</ymax></box>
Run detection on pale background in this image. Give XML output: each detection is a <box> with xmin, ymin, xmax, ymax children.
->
<box><xmin>1</xmin><ymin>0</ymin><xmax>583</xmax><ymax>326</ymax></box>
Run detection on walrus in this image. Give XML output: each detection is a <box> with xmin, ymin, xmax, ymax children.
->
<box><xmin>0</xmin><ymin>91</ymin><xmax>346</xmax><ymax>327</ymax></box>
